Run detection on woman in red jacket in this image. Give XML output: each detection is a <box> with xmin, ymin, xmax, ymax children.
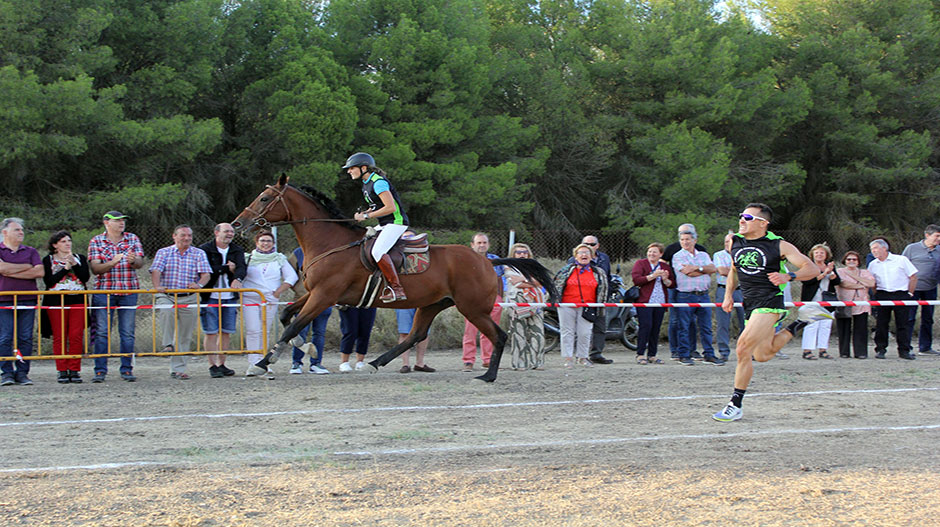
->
<box><xmin>631</xmin><ymin>243</ymin><xmax>674</xmax><ymax>364</ymax></box>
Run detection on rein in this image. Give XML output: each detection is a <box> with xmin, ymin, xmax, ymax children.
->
<box><xmin>302</xmin><ymin>239</ymin><xmax>364</xmax><ymax>276</ymax></box>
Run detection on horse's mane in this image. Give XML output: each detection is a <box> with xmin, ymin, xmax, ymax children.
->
<box><xmin>293</xmin><ymin>184</ymin><xmax>363</xmax><ymax>232</ymax></box>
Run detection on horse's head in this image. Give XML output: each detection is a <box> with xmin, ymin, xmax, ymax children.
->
<box><xmin>231</xmin><ymin>174</ymin><xmax>292</xmax><ymax>233</ymax></box>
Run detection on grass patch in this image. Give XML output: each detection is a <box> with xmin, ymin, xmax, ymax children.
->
<box><xmin>385</xmin><ymin>428</ymin><xmax>449</xmax><ymax>441</ymax></box>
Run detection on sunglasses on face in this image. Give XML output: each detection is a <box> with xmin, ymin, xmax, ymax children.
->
<box><xmin>845</xmin><ymin>258</ymin><xmax>858</xmax><ymax>261</ymax></box>
<box><xmin>514</xmin><ymin>250</ymin><xmax>529</xmax><ymax>255</ymax></box>
<box><xmin>739</xmin><ymin>213</ymin><xmax>768</xmax><ymax>222</ymax></box>
<box><xmin>584</xmin><ymin>242</ymin><xmax>598</xmax><ymax>246</ymax></box>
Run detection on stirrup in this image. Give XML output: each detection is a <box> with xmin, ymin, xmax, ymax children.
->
<box><xmin>380</xmin><ymin>285</ymin><xmax>406</xmax><ymax>303</ymax></box>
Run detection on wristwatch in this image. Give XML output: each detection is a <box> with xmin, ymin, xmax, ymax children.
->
<box><xmin>363</xmin><ymin>212</ymin><xmax>370</xmax><ymax>219</ymax></box>
<box><xmin>787</xmin><ymin>271</ymin><xmax>797</xmax><ymax>281</ymax></box>
<box><xmin>697</xmin><ymin>266</ymin><xmax>703</xmax><ymax>273</ymax></box>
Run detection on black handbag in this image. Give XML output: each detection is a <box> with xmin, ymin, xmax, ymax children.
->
<box><xmin>581</xmin><ymin>306</ymin><xmax>598</xmax><ymax>322</ymax></box>
<box><xmin>821</xmin><ymin>290</ymin><xmax>840</xmax><ymax>314</ymax></box>
<box><xmin>576</xmin><ymin>267</ymin><xmax>599</xmax><ymax>322</ymax></box>
<box><xmin>624</xmin><ymin>285</ymin><xmax>641</xmax><ymax>303</ymax></box>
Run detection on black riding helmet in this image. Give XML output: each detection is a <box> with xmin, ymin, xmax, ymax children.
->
<box><xmin>341</xmin><ymin>152</ymin><xmax>375</xmax><ymax>174</ymax></box>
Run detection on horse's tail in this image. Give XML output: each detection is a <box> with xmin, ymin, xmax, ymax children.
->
<box><xmin>490</xmin><ymin>258</ymin><xmax>560</xmax><ymax>304</ymax></box>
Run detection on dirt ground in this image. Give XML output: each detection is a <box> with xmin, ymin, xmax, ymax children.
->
<box><xmin>1</xmin><ymin>341</ymin><xmax>938</xmax><ymax>526</ymax></box>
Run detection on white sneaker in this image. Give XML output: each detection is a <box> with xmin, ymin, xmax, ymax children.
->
<box><xmin>309</xmin><ymin>364</ymin><xmax>330</xmax><ymax>375</ymax></box>
<box><xmin>339</xmin><ymin>362</ymin><xmax>353</xmax><ymax>373</ymax></box>
<box><xmin>712</xmin><ymin>403</ymin><xmax>743</xmax><ymax>422</ymax></box>
<box><xmin>797</xmin><ymin>304</ymin><xmax>834</xmax><ymax>322</ymax></box>
<box><xmin>355</xmin><ymin>361</ymin><xmax>366</xmax><ymax>371</ymax></box>
<box><xmin>289</xmin><ymin>364</ymin><xmax>303</xmax><ymax>375</ymax></box>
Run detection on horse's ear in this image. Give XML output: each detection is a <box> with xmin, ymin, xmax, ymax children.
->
<box><xmin>277</xmin><ymin>173</ymin><xmax>289</xmax><ymax>187</ymax></box>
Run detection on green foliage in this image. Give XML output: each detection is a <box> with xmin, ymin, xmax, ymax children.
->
<box><xmin>1</xmin><ymin>0</ymin><xmax>939</xmax><ymax>255</ymax></box>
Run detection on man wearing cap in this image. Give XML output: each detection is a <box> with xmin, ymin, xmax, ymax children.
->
<box><xmin>0</xmin><ymin>218</ymin><xmax>44</xmax><ymax>386</ymax></box>
<box><xmin>88</xmin><ymin>211</ymin><xmax>146</xmax><ymax>383</ymax></box>
<box><xmin>150</xmin><ymin>225</ymin><xmax>211</xmax><ymax>379</ymax></box>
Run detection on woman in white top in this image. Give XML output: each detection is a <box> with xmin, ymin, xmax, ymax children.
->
<box><xmin>242</xmin><ymin>231</ymin><xmax>297</xmax><ymax>374</ymax></box>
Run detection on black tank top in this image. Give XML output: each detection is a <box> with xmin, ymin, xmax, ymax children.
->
<box><xmin>731</xmin><ymin>232</ymin><xmax>787</xmax><ymax>300</ymax></box>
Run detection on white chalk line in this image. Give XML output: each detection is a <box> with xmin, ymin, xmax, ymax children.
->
<box><xmin>2</xmin><ymin>386</ymin><xmax>937</xmax><ymax>429</ymax></box>
<box><xmin>2</xmin><ymin>422</ymin><xmax>938</xmax><ymax>474</ymax></box>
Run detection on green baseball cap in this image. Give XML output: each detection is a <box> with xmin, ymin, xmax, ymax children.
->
<box><xmin>103</xmin><ymin>211</ymin><xmax>129</xmax><ymax>220</ymax></box>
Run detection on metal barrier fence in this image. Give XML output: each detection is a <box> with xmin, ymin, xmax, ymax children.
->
<box><xmin>0</xmin><ymin>289</ymin><xmax>269</xmax><ymax>362</ymax></box>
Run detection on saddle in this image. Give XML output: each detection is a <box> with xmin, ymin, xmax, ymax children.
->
<box><xmin>359</xmin><ymin>230</ymin><xmax>430</xmax><ymax>275</ymax></box>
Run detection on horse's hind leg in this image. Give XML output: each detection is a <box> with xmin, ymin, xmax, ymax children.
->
<box><xmin>474</xmin><ymin>320</ymin><xmax>508</xmax><ymax>383</ymax></box>
<box><xmin>368</xmin><ymin>298</ymin><xmax>455</xmax><ymax>371</ymax></box>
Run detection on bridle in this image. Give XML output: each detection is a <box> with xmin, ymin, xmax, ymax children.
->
<box><xmin>234</xmin><ymin>184</ymin><xmax>356</xmax><ymax>229</ymax></box>
<box><xmin>233</xmin><ymin>183</ymin><xmax>364</xmax><ymax>274</ymax></box>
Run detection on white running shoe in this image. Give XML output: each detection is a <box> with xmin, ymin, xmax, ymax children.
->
<box><xmin>339</xmin><ymin>362</ymin><xmax>353</xmax><ymax>373</ymax></box>
<box><xmin>309</xmin><ymin>364</ymin><xmax>330</xmax><ymax>375</ymax></box>
<box><xmin>355</xmin><ymin>361</ymin><xmax>366</xmax><ymax>371</ymax></box>
<box><xmin>289</xmin><ymin>364</ymin><xmax>303</xmax><ymax>375</ymax></box>
<box><xmin>712</xmin><ymin>403</ymin><xmax>743</xmax><ymax>422</ymax></box>
<box><xmin>797</xmin><ymin>304</ymin><xmax>834</xmax><ymax>322</ymax></box>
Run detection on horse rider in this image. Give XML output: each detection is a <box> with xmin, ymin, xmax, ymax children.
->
<box><xmin>342</xmin><ymin>152</ymin><xmax>409</xmax><ymax>302</ymax></box>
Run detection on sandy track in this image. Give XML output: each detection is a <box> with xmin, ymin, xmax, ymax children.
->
<box><xmin>1</xmin><ymin>343</ymin><xmax>938</xmax><ymax>526</ymax></box>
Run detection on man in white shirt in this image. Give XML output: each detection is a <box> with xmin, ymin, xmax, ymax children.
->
<box><xmin>867</xmin><ymin>239</ymin><xmax>918</xmax><ymax>360</ymax></box>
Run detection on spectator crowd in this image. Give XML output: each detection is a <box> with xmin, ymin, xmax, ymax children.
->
<box><xmin>1</xmin><ymin>213</ymin><xmax>938</xmax><ymax>386</ymax></box>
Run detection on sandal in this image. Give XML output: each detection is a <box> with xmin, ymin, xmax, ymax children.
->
<box><xmin>818</xmin><ymin>350</ymin><xmax>833</xmax><ymax>359</ymax></box>
<box><xmin>649</xmin><ymin>358</ymin><xmax>664</xmax><ymax>364</ymax></box>
<box><xmin>636</xmin><ymin>356</ymin><xmax>648</xmax><ymax>365</ymax></box>
<box><xmin>802</xmin><ymin>350</ymin><xmax>817</xmax><ymax>360</ymax></box>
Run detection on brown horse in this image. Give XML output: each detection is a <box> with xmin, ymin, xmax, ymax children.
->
<box><xmin>231</xmin><ymin>175</ymin><xmax>557</xmax><ymax>382</ymax></box>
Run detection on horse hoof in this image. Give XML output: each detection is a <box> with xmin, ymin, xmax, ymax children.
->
<box><xmin>266</xmin><ymin>351</ymin><xmax>280</xmax><ymax>364</ymax></box>
<box><xmin>366</xmin><ymin>363</ymin><xmax>378</xmax><ymax>374</ymax></box>
<box><xmin>290</xmin><ymin>335</ymin><xmax>305</xmax><ymax>348</ymax></box>
<box><xmin>473</xmin><ymin>374</ymin><xmax>496</xmax><ymax>383</ymax></box>
<box><xmin>247</xmin><ymin>364</ymin><xmax>267</xmax><ymax>377</ymax></box>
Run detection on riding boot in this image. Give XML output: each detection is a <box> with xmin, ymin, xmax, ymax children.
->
<box><xmin>377</xmin><ymin>254</ymin><xmax>407</xmax><ymax>302</ymax></box>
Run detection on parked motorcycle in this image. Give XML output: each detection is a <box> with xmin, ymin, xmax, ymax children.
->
<box><xmin>542</xmin><ymin>266</ymin><xmax>638</xmax><ymax>352</ymax></box>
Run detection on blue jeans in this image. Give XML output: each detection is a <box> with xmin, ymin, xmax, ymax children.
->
<box><xmin>674</xmin><ymin>291</ymin><xmax>714</xmax><ymax>359</ymax></box>
<box><xmin>340</xmin><ymin>307</ymin><xmax>376</xmax><ymax>356</ymax></box>
<box><xmin>636</xmin><ymin>307</ymin><xmax>665</xmax><ymax>357</ymax></box>
<box><xmin>0</xmin><ymin>300</ymin><xmax>36</xmax><ymax>378</ymax></box>
<box><xmin>292</xmin><ymin>306</ymin><xmax>332</xmax><ymax>366</ymax></box>
<box><xmin>906</xmin><ymin>288</ymin><xmax>937</xmax><ymax>352</ymax></box>
<box><xmin>714</xmin><ymin>286</ymin><xmax>745</xmax><ymax>354</ymax></box>
<box><xmin>667</xmin><ymin>289</ymin><xmax>696</xmax><ymax>355</ymax></box>
<box><xmin>92</xmin><ymin>293</ymin><xmax>138</xmax><ymax>374</ymax></box>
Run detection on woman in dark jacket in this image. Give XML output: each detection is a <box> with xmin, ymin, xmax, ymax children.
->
<box><xmin>42</xmin><ymin>231</ymin><xmax>90</xmax><ymax>383</ymax></box>
<box><xmin>631</xmin><ymin>242</ymin><xmax>674</xmax><ymax>364</ymax></box>
<box><xmin>799</xmin><ymin>243</ymin><xmax>841</xmax><ymax>359</ymax></box>
<box><xmin>552</xmin><ymin>244</ymin><xmax>608</xmax><ymax>368</ymax></box>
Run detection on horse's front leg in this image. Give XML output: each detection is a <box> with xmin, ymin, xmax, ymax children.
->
<box><xmin>249</xmin><ymin>293</ymin><xmax>334</xmax><ymax>375</ymax></box>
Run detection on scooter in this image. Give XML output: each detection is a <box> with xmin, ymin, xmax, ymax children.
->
<box><xmin>543</xmin><ymin>266</ymin><xmax>639</xmax><ymax>352</ymax></box>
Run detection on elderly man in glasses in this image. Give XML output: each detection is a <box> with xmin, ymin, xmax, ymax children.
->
<box><xmin>712</xmin><ymin>203</ymin><xmax>832</xmax><ymax>422</ymax></box>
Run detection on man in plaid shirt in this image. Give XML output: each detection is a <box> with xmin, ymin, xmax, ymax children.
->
<box><xmin>88</xmin><ymin>211</ymin><xmax>145</xmax><ymax>383</ymax></box>
<box><xmin>149</xmin><ymin>225</ymin><xmax>210</xmax><ymax>379</ymax></box>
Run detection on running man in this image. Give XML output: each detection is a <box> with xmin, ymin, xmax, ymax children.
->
<box><xmin>712</xmin><ymin>203</ymin><xmax>833</xmax><ymax>422</ymax></box>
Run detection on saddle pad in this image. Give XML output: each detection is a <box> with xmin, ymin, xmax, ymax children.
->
<box><xmin>402</xmin><ymin>252</ymin><xmax>430</xmax><ymax>275</ymax></box>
